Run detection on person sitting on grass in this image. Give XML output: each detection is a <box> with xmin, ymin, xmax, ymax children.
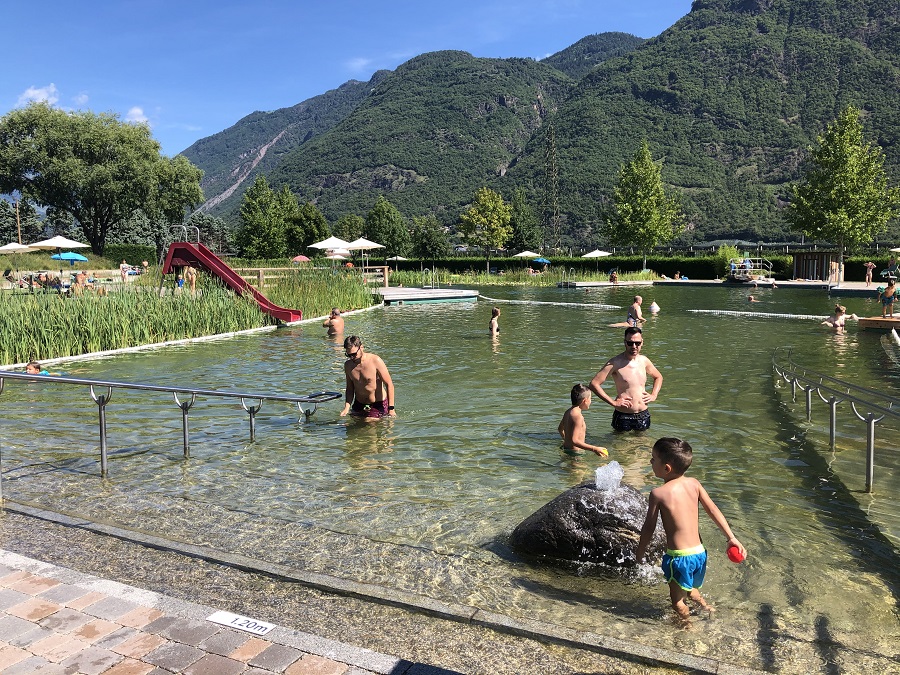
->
<box><xmin>558</xmin><ymin>384</ymin><xmax>609</xmax><ymax>457</ymax></box>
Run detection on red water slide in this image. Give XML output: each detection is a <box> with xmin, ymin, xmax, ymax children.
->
<box><xmin>161</xmin><ymin>242</ymin><xmax>302</xmax><ymax>322</ymax></box>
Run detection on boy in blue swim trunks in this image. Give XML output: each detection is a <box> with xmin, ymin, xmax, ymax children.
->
<box><xmin>636</xmin><ymin>437</ymin><xmax>746</xmax><ymax>625</ymax></box>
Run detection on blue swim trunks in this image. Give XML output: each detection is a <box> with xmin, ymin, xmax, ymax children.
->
<box><xmin>661</xmin><ymin>544</ymin><xmax>707</xmax><ymax>591</ymax></box>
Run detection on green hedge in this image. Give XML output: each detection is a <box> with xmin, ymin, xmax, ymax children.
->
<box><xmin>387</xmin><ymin>254</ymin><xmax>794</xmax><ymax>280</ymax></box>
<box><xmin>104</xmin><ymin>244</ymin><xmax>157</xmax><ymax>266</ymax></box>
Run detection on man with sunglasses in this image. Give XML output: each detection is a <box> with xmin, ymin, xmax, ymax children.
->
<box><xmin>340</xmin><ymin>335</ymin><xmax>396</xmax><ymax>419</ymax></box>
<box><xmin>589</xmin><ymin>326</ymin><xmax>662</xmax><ymax>432</ymax></box>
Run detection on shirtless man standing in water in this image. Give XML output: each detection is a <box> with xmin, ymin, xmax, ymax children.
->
<box><xmin>340</xmin><ymin>335</ymin><xmax>396</xmax><ymax>419</ymax></box>
<box><xmin>589</xmin><ymin>326</ymin><xmax>663</xmax><ymax>432</ymax></box>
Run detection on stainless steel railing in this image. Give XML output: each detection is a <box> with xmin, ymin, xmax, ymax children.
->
<box><xmin>0</xmin><ymin>371</ymin><xmax>341</xmax><ymax>477</ymax></box>
<box><xmin>772</xmin><ymin>346</ymin><xmax>900</xmax><ymax>492</ymax></box>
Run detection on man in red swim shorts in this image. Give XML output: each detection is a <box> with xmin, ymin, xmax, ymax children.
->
<box><xmin>340</xmin><ymin>335</ymin><xmax>396</xmax><ymax>419</ymax></box>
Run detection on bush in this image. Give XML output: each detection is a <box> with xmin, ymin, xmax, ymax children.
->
<box><xmin>104</xmin><ymin>244</ymin><xmax>156</xmax><ymax>266</ymax></box>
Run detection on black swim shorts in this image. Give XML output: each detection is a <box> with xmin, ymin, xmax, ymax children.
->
<box><xmin>611</xmin><ymin>409</ymin><xmax>651</xmax><ymax>432</ymax></box>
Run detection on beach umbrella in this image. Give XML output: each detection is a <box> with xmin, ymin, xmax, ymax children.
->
<box><xmin>890</xmin><ymin>247</ymin><xmax>900</xmax><ymax>253</ymax></box>
<box><xmin>29</xmin><ymin>235</ymin><xmax>90</xmax><ymax>251</ymax></box>
<box><xmin>325</xmin><ymin>253</ymin><xmax>347</xmax><ymax>260</ymax></box>
<box><xmin>292</xmin><ymin>255</ymin><xmax>310</xmax><ymax>263</ymax></box>
<box><xmin>513</xmin><ymin>250</ymin><xmax>540</xmax><ymax>258</ymax></box>
<box><xmin>51</xmin><ymin>252</ymin><xmax>89</xmax><ymax>266</ymax></box>
<box><xmin>327</xmin><ymin>248</ymin><xmax>352</xmax><ymax>257</ymax></box>
<box><xmin>345</xmin><ymin>237</ymin><xmax>384</xmax><ymax>251</ymax></box>
<box><xmin>533</xmin><ymin>257</ymin><xmax>551</xmax><ymax>265</ymax></box>
<box><xmin>582</xmin><ymin>249</ymin><xmax>612</xmax><ymax>271</ymax></box>
<box><xmin>385</xmin><ymin>255</ymin><xmax>408</xmax><ymax>261</ymax></box>
<box><xmin>309</xmin><ymin>236</ymin><xmax>351</xmax><ymax>250</ymax></box>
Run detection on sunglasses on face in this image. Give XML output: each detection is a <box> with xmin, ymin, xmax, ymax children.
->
<box><xmin>625</xmin><ymin>340</ymin><xmax>643</xmax><ymax>346</ymax></box>
<box><xmin>345</xmin><ymin>348</ymin><xmax>360</xmax><ymax>357</ymax></box>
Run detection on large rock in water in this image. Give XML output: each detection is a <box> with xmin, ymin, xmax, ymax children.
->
<box><xmin>510</xmin><ymin>481</ymin><xmax>666</xmax><ymax>567</ymax></box>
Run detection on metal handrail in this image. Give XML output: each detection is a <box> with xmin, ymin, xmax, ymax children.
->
<box><xmin>772</xmin><ymin>346</ymin><xmax>900</xmax><ymax>492</ymax></box>
<box><xmin>0</xmin><ymin>371</ymin><xmax>341</xmax><ymax>477</ymax></box>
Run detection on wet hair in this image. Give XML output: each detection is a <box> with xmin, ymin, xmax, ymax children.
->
<box><xmin>331</xmin><ymin>307</ymin><xmax>341</xmax><ymax>317</ymax></box>
<box><xmin>26</xmin><ymin>361</ymin><xmax>41</xmax><ymax>371</ymax></box>
<box><xmin>491</xmin><ymin>307</ymin><xmax>500</xmax><ymax>318</ymax></box>
<box><xmin>653</xmin><ymin>437</ymin><xmax>693</xmax><ymax>473</ymax></box>
<box><xmin>624</xmin><ymin>326</ymin><xmax>643</xmax><ymax>340</ymax></box>
<box><xmin>633</xmin><ymin>295</ymin><xmax>642</xmax><ymax>303</ymax></box>
<box><xmin>343</xmin><ymin>335</ymin><xmax>362</xmax><ymax>350</ymax></box>
<box><xmin>570</xmin><ymin>383</ymin><xmax>590</xmax><ymax>405</ymax></box>
<box><xmin>834</xmin><ymin>304</ymin><xmax>846</xmax><ymax>314</ymax></box>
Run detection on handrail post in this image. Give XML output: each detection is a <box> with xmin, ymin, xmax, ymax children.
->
<box><xmin>173</xmin><ymin>392</ymin><xmax>197</xmax><ymax>458</ymax></box>
<box><xmin>865</xmin><ymin>413</ymin><xmax>876</xmax><ymax>493</ymax></box>
<box><xmin>90</xmin><ymin>385</ymin><xmax>113</xmax><ymax>477</ymax></box>
<box><xmin>805</xmin><ymin>385</ymin><xmax>814</xmax><ymax>422</ymax></box>
<box><xmin>828</xmin><ymin>397</ymin><xmax>838</xmax><ymax>450</ymax></box>
<box><xmin>240</xmin><ymin>398</ymin><xmax>263</xmax><ymax>441</ymax></box>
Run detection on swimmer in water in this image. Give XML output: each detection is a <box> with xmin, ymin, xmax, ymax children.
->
<box><xmin>590</xmin><ymin>326</ymin><xmax>663</xmax><ymax>432</ymax></box>
<box><xmin>489</xmin><ymin>306</ymin><xmax>500</xmax><ymax>336</ymax></box>
<box><xmin>558</xmin><ymin>384</ymin><xmax>608</xmax><ymax>457</ymax></box>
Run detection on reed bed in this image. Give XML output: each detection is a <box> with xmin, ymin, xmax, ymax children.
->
<box><xmin>388</xmin><ymin>267</ymin><xmax>658</xmax><ymax>287</ymax></box>
<box><xmin>261</xmin><ymin>268</ymin><xmax>375</xmax><ymax>317</ymax></box>
<box><xmin>1</xmin><ymin>286</ymin><xmax>270</xmax><ymax>364</ymax></box>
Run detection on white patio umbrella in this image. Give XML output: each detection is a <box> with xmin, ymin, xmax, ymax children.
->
<box><xmin>385</xmin><ymin>255</ymin><xmax>408</xmax><ymax>261</ymax></box>
<box><xmin>581</xmin><ymin>249</ymin><xmax>612</xmax><ymax>258</ymax></box>
<box><xmin>309</xmin><ymin>236</ymin><xmax>351</xmax><ymax>250</ymax></box>
<box><xmin>513</xmin><ymin>250</ymin><xmax>540</xmax><ymax>258</ymax></box>
<box><xmin>890</xmin><ymin>247</ymin><xmax>900</xmax><ymax>253</ymax></box>
<box><xmin>327</xmin><ymin>248</ymin><xmax>352</xmax><ymax>257</ymax></box>
<box><xmin>29</xmin><ymin>235</ymin><xmax>90</xmax><ymax>251</ymax></box>
<box><xmin>325</xmin><ymin>253</ymin><xmax>348</xmax><ymax>260</ymax></box>
<box><xmin>346</xmin><ymin>237</ymin><xmax>384</xmax><ymax>251</ymax></box>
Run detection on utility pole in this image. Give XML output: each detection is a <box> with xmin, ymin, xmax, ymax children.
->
<box><xmin>15</xmin><ymin>199</ymin><xmax>22</xmax><ymax>244</ymax></box>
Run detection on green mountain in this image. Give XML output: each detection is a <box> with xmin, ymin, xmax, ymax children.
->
<box><xmin>541</xmin><ymin>32</ymin><xmax>646</xmax><ymax>80</ymax></box>
<box><xmin>506</xmin><ymin>0</ymin><xmax>900</xmax><ymax>242</ymax></box>
<box><xmin>266</xmin><ymin>50</ymin><xmax>575</xmax><ymax>222</ymax></box>
<box><xmin>181</xmin><ymin>71</ymin><xmax>389</xmax><ymax>216</ymax></box>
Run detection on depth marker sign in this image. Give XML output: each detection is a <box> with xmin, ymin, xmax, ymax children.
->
<box><xmin>207</xmin><ymin>610</ymin><xmax>275</xmax><ymax>635</ymax></box>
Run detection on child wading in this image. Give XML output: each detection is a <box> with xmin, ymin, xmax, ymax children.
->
<box><xmin>636</xmin><ymin>437</ymin><xmax>747</xmax><ymax>626</ymax></box>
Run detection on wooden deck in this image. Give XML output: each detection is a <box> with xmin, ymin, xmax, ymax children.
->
<box><xmin>857</xmin><ymin>316</ymin><xmax>900</xmax><ymax>331</ymax></box>
<box><xmin>374</xmin><ymin>287</ymin><xmax>479</xmax><ymax>305</ymax></box>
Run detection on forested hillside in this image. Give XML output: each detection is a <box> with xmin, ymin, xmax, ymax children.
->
<box><xmin>506</xmin><ymin>0</ymin><xmax>900</xmax><ymax>242</ymax></box>
<box><xmin>541</xmin><ymin>32</ymin><xmax>645</xmax><ymax>80</ymax></box>
<box><xmin>181</xmin><ymin>72</ymin><xmax>389</xmax><ymax>216</ymax></box>
<box><xmin>189</xmin><ymin>1</ymin><xmax>900</xmax><ymax>244</ymax></box>
<box><xmin>267</xmin><ymin>51</ymin><xmax>574</xmax><ymax>222</ymax></box>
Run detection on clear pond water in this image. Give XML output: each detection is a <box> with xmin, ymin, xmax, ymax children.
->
<box><xmin>1</xmin><ymin>283</ymin><xmax>898</xmax><ymax>672</ymax></box>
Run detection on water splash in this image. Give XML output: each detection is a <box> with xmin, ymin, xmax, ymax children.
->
<box><xmin>595</xmin><ymin>461</ymin><xmax>624</xmax><ymax>491</ymax></box>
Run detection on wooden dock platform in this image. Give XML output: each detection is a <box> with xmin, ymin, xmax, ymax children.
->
<box><xmin>857</xmin><ymin>316</ymin><xmax>900</xmax><ymax>331</ymax></box>
<box><xmin>374</xmin><ymin>287</ymin><xmax>479</xmax><ymax>305</ymax></box>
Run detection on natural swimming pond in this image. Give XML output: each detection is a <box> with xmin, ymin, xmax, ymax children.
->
<box><xmin>1</xmin><ymin>283</ymin><xmax>898</xmax><ymax>672</ymax></box>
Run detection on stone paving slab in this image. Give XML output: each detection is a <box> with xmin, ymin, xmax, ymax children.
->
<box><xmin>0</xmin><ymin>549</ymin><xmax>414</xmax><ymax>675</ymax></box>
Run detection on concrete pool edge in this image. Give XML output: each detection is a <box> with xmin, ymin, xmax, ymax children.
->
<box><xmin>2</xmin><ymin>500</ymin><xmax>766</xmax><ymax>675</ymax></box>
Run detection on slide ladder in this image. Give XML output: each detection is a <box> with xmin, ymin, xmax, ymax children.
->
<box><xmin>161</xmin><ymin>242</ymin><xmax>302</xmax><ymax>322</ymax></box>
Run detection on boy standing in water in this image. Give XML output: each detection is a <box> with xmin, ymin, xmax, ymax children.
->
<box><xmin>636</xmin><ymin>437</ymin><xmax>746</xmax><ymax>625</ymax></box>
<box><xmin>558</xmin><ymin>384</ymin><xmax>609</xmax><ymax>457</ymax></box>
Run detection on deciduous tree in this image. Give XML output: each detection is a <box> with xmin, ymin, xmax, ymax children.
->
<box><xmin>606</xmin><ymin>140</ymin><xmax>684</xmax><ymax>269</ymax></box>
<box><xmin>333</xmin><ymin>214</ymin><xmax>364</xmax><ymax>242</ymax></box>
<box><xmin>237</xmin><ymin>175</ymin><xmax>287</xmax><ymax>258</ymax></box>
<box><xmin>411</xmin><ymin>214</ymin><xmax>450</xmax><ymax>263</ymax></box>
<box><xmin>365</xmin><ymin>196</ymin><xmax>410</xmax><ymax>259</ymax></box>
<box><xmin>787</xmin><ymin>105</ymin><xmax>900</xmax><ymax>282</ymax></box>
<box><xmin>508</xmin><ymin>187</ymin><xmax>541</xmax><ymax>252</ymax></box>
<box><xmin>0</xmin><ymin>102</ymin><xmax>202</xmax><ymax>255</ymax></box>
<box><xmin>287</xmin><ymin>201</ymin><xmax>330</xmax><ymax>254</ymax></box>
<box><xmin>458</xmin><ymin>187</ymin><xmax>512</xmax><ymax>273</ymax></box>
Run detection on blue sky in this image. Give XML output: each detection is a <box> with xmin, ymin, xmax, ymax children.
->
<box><xmin>5</xmin><ymin>1</ymin><xmax>694</xmax><ymax>157</ymax></box>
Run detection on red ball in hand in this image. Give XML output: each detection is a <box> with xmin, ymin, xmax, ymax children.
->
<box><xmin>727</xmin><ymin>544</ymin><xmax>745</xmax><ymax>563</ymax></box>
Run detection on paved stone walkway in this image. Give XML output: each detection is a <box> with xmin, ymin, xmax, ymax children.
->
<box><xmin>0</xmin><ymin>551</ymin><xmax>430</xmax><ymax>675</ymax></box>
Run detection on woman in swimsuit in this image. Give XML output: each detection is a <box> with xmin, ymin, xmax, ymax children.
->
<box><xmin>822</xmin><ymin>304</ymin><xmax>858</xmax><ymax>333</ymax></box>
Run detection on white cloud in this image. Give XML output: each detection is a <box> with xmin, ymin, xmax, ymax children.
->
<box><xmin>17</xmin><ymin>83</ymin><xmax>59</xmax><ymax>107</ymax></box>
<box><xmin>345</xmin><ymin>57</ymin><xmax>372</xmax><ymax>73</ymax></box>
<box><xmin>72</xmin><ymin>92</ymin><xmax>89</xmax><ymax>106</ymax></box>
<box><xmin>125</xmin><ymin>106</ymin><xmax>149</xmax><ymax>124</ymax></box>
